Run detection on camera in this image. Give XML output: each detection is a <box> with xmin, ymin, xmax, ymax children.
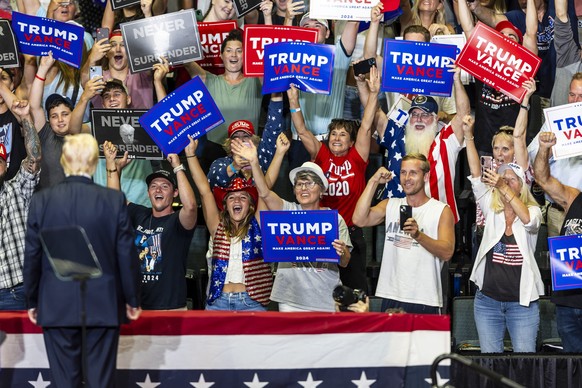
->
<box><xmin>333</xmin><ymin>285</ymin><xmax>366</xmax><ymax>311</ymax></box>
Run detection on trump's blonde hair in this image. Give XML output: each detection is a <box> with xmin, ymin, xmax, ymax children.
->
<box><xmin>60</xmin><ymin>134</ymin><xmax>99</xmax><ymax>176</ymax></box>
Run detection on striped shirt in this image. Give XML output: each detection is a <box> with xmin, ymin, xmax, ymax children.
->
<box><xmin>0</xmin><ymin>165</ymin><xmax>40</xmax><ymax>289</ymax></box>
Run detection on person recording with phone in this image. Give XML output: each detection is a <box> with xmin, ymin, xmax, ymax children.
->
<box><xmin>463</xmin><ymin>114</ymin><xmax>543</xmax><ymax>353</ymax></box>
<box><xmin>353</xmin><ymin>155</ymin><xmax>455</xmax><ymax>314</ymax></box>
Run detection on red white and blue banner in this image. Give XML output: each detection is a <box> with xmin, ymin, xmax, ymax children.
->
<box><xmin>262</xmin><ymin>42</ymin><xmax>335</xmax><ymax>95</ymax></box>
<box><xmin>381</xmin><ymin>39</ymin><xmax>457</xmax><ymax>97</ymax></box>
<box><xmin>139</xmin><ymin>76</ymin><xmax>224</xmax><ymax>155</ymax></box>
<box><xmin>11</xmin><ymin>12</ymin><xmax>85</xmax><ymax>68</ymax></box>
<box><xmin>0</xmin><ymin>311</ymin><xmax>451</xmax><ymax>387</ymax></box>
<box><xmin>549</xmin><ymin>234</ymin><xmax>582</xmax><ymax>291</ymax></box>
<box><xmin>197</xmin><ymin>21</ymin><xmax>238</xmax><ymax>75</ymax></box>
<box><xmin>243</xmin><ymin>25</ymin><xmax>320</xmax><ymax>77</ymax></box>
<box><xmin>261</xmin><ymin>210</ymin><xmax>339</xmax><ymax>263</ymax></box>
<box><xmin>456</xmin><ymin>22</ymin><xmax>541</xmax><ymax>103</ymax></box>
<box><xmin>543</xmin><ymin>102</ymin><xmax>582</xmax><ymax>160</ymax></box>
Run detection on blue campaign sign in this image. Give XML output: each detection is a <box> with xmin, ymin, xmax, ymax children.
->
<box><xmin>11</xmin><ymin>12</ymin><xmax>85</xmax><ymax>68</ymax></box>
<box><xmin>381</xmin><ymin>39</ymin><xmax>457</xmax><ymax>97</ymax></box>
<box><xmin>262</xmin><ymin>42</ymin><xmax>334</xmax><ymax>95</ymax></box>
<box><xmin>139</xmin><ymin>76</ymin><xmax>224</xmax><ymax>155</ymax></box>
<box><xmin>549</xmin><ymin>234</ymin><xmax>582</xmax><ymax>291</ymax></box>
<box><xmin>260</xmin><ymin>210</ymin><xmax>339</xmax><ymax>263</ymax></box>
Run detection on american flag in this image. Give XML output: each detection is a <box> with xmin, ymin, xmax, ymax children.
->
<box><xmin>1</xmin><ymin>311</ymin><xmax>451</xmax><ymax>387</ymax></box>
<box><xmin>492</xmin><ymin>241</ymin><xmax>523</xmax><ymax>266</ymax></box>
<box><xmin>394</xmin><ymin>234</ymin><xmax>413</xmax><ymax>249</ymax></box>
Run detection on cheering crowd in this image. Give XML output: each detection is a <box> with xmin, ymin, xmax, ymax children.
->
<box><xmin>1</xmin><ymin>0</ymin><xmax>582</xmax><ymax>383</ymax></box>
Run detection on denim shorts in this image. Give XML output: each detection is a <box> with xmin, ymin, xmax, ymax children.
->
<box><xmin>205</xmin><ymin>292</ymin><xmax>266</xmax><ymax>312</ymax></box>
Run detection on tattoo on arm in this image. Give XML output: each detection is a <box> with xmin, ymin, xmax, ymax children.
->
<box><xmin>22</xmin><ymin>117</ymin><xmax>41</xmax><ymax>173</ymax></box>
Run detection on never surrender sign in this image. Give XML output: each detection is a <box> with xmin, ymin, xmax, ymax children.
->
<box><xmin>139</xmin><ymin>76</ymin><xmax>224</xmax><ymax>155</ymax></box>
<box><xmin>262</xmin><ymin>42</ymin><xmax>334</xmax><ymax>94</ymax></box>
<box><xmin>549</xmin><ymin>234</ymin><xmax>582</xmax><ymax>291</ymax></box>
<box><xmin>0</xmin><ymin>20</ymin><xmax>20</xmax><ymax>68</ymax></box>
<box><xmin>544</xmin><ymin>102</ymin><xmax>582</xmax><ymax>160</ymax></box>
<box><xmin>197</xmin><ymin>21</ymin><xmax>237</xmax><ymax>74</ymax></box>
<box><xmin>111</xmin><ymin>0</ymin><xmax>141</xmax><ymax>10</ymax></box>
<box><xmin>91</xmin><ymin>109</ymin><xmax>163</xmax><ymax>160</ymax></box>
<box><xmin>244</xmin><ymin>25</ymin><xmax>319</xmax><ymax>77</ymax></box>
<box><xmin>261</xmin><ymin>210</ymin><xmax>339</xmax><ymax>263</ymax></box>
<box><xmin>121</xmin><ymin>9</ymin><xmax>202</xmax><ymax>73</ymax></box>
<box><xmin>456</xmin><ymin>22</ymin><xmax>541</xmax><ymax>103</ymax></box>
<box><xmin>382</xmin><ymin>40</ymin><xmax>456</xmax><ymax>97</ymax></box>
<box><xmin>11</xmin><ymin>12</ymin><xmax>84</xmax><ymax>68</ymax></box>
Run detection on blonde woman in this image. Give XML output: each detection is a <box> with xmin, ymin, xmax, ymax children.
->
<box><xmin>464</xmin><ymin>115</ymin><xmax>544</xmax><ymax>353</ymax></box>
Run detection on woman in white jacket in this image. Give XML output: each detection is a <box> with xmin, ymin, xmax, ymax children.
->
<box><xmin>463</xmin><ymin>115</ymin><xmax>544</xmax><ymax>353</ymax></box>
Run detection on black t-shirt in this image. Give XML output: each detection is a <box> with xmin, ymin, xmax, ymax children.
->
<box><xmin>474</xmin><ymin>81</ymin><xmax>520</xmax><ymax>154</ymax></box>
<box><xmin>0</xmin><ymin>110</ymin><xmax>26</xmax><ymax>181</ymax></box>
<box><xmin>128</xmin><ymin>204</ymin><xmax>195</xmax><ymax>310</ymax></box>
<box><xmin>482</xmin><ymin>233</ymin><xmax>523</xmax><ymax>302</ymax></box>
<box><xmin>552</xmin><ymin>192</ymin><xmax>582</xmax><ymax>308</ymax></box>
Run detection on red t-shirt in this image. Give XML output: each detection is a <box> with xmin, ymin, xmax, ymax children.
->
<box><xmin>315</xmin><ymin>145</ymin><xmax>368</xmax><ymax>227</ymax></box>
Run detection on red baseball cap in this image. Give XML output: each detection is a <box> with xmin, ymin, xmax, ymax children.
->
<box><xmin>495</xmin><ymin>21</ymin><xmax>523</xmax><ymax>44</ymax></box>
<box><xmin>228</xmin><ymin>120</ymin><xmax>254</xmax><ymax>138</ymax></box>
<box><xmin>0</xmin><ymin>143</ymin><xmax>6</xmax><ymax>162</ymax></box>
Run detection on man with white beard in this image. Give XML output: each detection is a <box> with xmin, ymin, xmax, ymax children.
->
<box><xmin>374</xmin><ymin>68</ymin><xmax>470</xmax><ymax>223</ymax></box>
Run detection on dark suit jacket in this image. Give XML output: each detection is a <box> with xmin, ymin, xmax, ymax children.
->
<box><xmin>24</xmin><ymin>176</ymin><xmax>140</xmax><ymax>327</ymax></box>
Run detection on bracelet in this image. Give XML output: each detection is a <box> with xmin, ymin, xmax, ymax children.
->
<box><xmin>173</xmin><ymin>164</ymin><xmax>186</xmax><ymax>174</ymax></box>
<box><xmin>507</xmin><ymin>195</ymin><xmax>515</xmax><ymax>203</ymax></box>
<box><xmin>229</xmin><ymin>162</ymin><xmax>238</xmax><ymax>174</ymax></box>
<box><xmin>520</xmin><ymin>104</ymin><xmax>530</xmax><ymax>111</ymax></box>
<box><xmin>35</xmin><ymin>74</ymin><xmax>46</xmax><ymax>82</ymax></box>
<box><xmin>290</xmin><ymin>107</ymin><xmax>301</xmax><ymax>113</ymax></box>
<box><xmin>106</xmin><ymin>168</ymin><xmax>117</xmax><ymax>173</ymax></box>
<box><xmin>464</xmin><ymin>135</ymin><xmax>474</xmax><ymax>141</ymax></box>
<box><xmin>186</xmin><ymin>154</ymin><xmax>197</xmax><ymax>158</ymax></box>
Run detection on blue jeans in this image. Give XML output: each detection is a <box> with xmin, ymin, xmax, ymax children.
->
<box><xmin>0</xmin><ymin>283</ymin><xmax>26</xmax><ymax>310</ymax></box>
<box><xmin>474</xmin><ymin>289</ymin><xmax>539</xmax><ymax>353</ymax></box>
<box><xmin>205</xmin><ymin>292</ymin><xmax>266</xmax><ymax>312</ymax></box>
<box><xmin>556</xmin><ymin>305</ymin><xmax>582</xmax><ymax>353</ymax></box>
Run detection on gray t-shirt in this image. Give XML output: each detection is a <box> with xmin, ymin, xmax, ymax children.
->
<box><xmin>38</xmin><ymin>123</ymin><xmax>65</xmax><ymax>191</ymax></box>
<box><xmin>270</xmin><ymin>201</ymin><xmax>353</xmax><ymax>311</ymax></box>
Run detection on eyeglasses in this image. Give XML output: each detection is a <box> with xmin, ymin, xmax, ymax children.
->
<box><xmin>410</xmin><ymin>112</ymin><xmax>433</xmax><ymax>120</ymax></box>
<box><xmin>294</xmin><ymin>181</ymin><xmax>317</xmax><ymax>190</ymax></box>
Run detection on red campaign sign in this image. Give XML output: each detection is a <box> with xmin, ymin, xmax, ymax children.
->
<box><xmin>456</xmin><ymin>22</ymin><xmax>541</xmax><ymax>103</ymax></box>
<box><xmin>196</xmin><ymin>20</ymin><xmax>238</xmax><ymax>75</ymax></box>
<box><xmin>243</xmin><ymin>25</ymin><xmax>319</xmax><ymax>77</ymax></box>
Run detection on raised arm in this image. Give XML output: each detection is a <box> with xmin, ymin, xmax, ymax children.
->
<box><xmin>352</xmin><ymin>167</ymin><xmax>392</xmax><ymax>227</ymax></box>
<box><xmin>512</xmin><ymin>78</ymin><xmax>535</xmax><ymax>170</ymax></box>
<box><xmin>284</xmin><ymin>0</ymin><xmax>303</xmax><ymax>26</ymax></box>
<box><xmin>167</xmin><ymin>153</ymin><xmax>197</xmax><ymax>231</ymax></box>
<box><xmin>353</xmin><ymin>65</ymin><xmax>380</xmax><ymax>162</ymax></box>
<box><xmin>484</xmin><ymin>167</ymin><xmax>533</xmax><ymax>224</ymax></box>
<box><xmin>11</xmin><ymin>100</ymin><xmax>41</xmax><ymax>174</ymax></box>
<box><xmin>523</xmin><ymin>0</ymin><xmax>538</xmax><ymax>55</ymax></box>
<box><xmin>264</xmin><ymin>133</ymin><xmax>291</xmax><ymax>189</ymax></box>
<box><xmin>469</xmin><ymin>0</ymin><xmax>507</xmax><ymax>27</ymax></box>
<box><xmin>104</xmin><ymin>141</ymin><xmax>129</xmax><ymax>197</ymax></box>
<box><xmin>152</xmin><ymin>57</ymin><xmax>170</xmax><ymax>101</ymax></box>
<box><xmin>183</xmin><ymin>60</ymin><xmax>207</xmax><ymax>81</ymax></box>
<box><xmin>340</xmin><ymin>21</ymin><xmax>360</xmax><ymax>57</ymax></box>
<box><xmin>234</xmin><ymin>138</ymin><xmax>285</xmax><ymax>211</ymax></box>
<box><xmin>462</xmin><ymin>115</ymin><xmax>480</xmax><ymax>178</ymax></box>
<box><xmin>70</xmin><ymin>76</ymin><xmax>105</xmax><ymax>134</ymax></box>
<box><xmin>81</xmin><ymin>37</ymin><xmax>112</xmax><ymax>87</ymax></box>
<box><xmin>449</xmin><ymin>64</ymin><xmax>471</xmax><ymax>145</ymax></box>
<box><xmin>533</xmin><ymin>132</ymin><xmax>580</xmax><ymax>212</ymax></box>
<box><xmin>287</xmin><ymin>85</ymin><xmax>321</xmax><ymax>159</ymax></box>
<box><xmin>101</xmin><ymin>0</ymin><xmax>115</xmax><ymax>31</ymax></box>
<box><xmin>185</xmin><ymin>135</ymin><xmax>220</xmax><ymax>234</ymax></box>
<box><xmin>457</xmin><ymin>0</ymin><xmax>476</xmax><ymax>38</ymax></box>
<box><xmin>29</xmin><ymin>53</ymin><xmax>56</xmax><ymax>131</ymax></box>
<box><xmin>257</xmin><ymin>93</ymin><xmax>285</xmax><ymax>172</ymax></box>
